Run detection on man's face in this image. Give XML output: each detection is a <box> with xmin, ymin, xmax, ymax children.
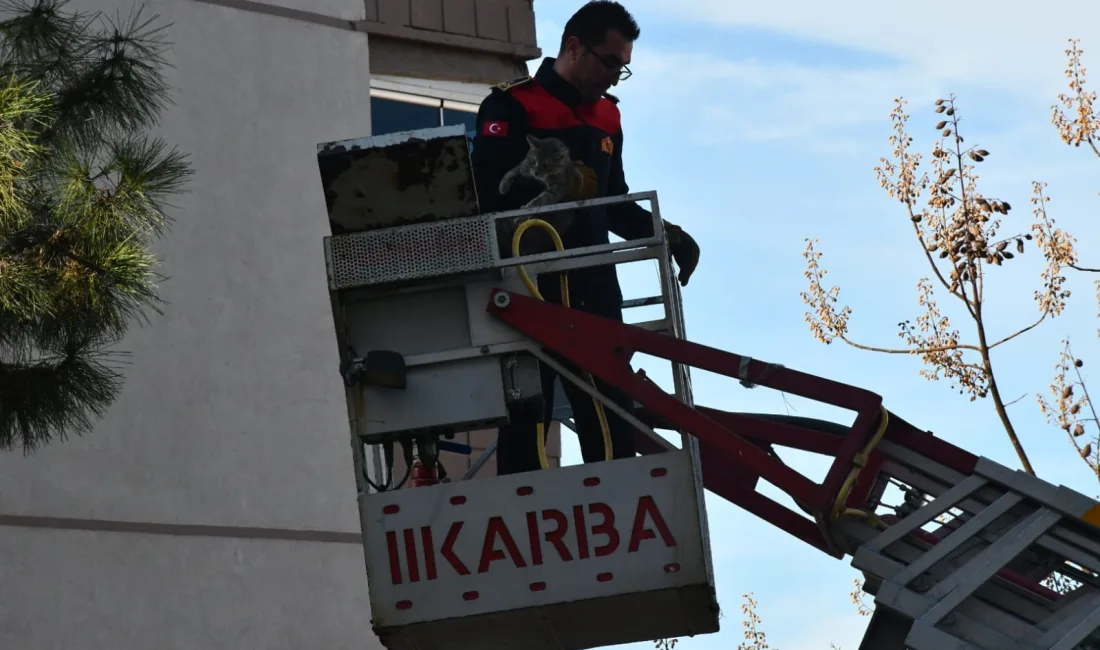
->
<box><xmin>563</xmin><ymin>29</ymin><xmax>633</xmax><ymax>103</ymax></box>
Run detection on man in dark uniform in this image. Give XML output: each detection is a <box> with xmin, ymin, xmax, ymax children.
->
<box><xmin>471</xmin><ymin>0</ymin><xmax>700</xmax><ymax>475</ymax></box>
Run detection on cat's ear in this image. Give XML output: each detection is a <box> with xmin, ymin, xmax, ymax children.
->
<box><xmin>525</xmin><ymin>134</ymin><xmax>541</xmax><ymax>148</ymax></box>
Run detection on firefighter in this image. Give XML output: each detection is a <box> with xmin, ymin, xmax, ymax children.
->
<box><xmin>470</xmin><ymin>1</ymin><xmax>701</xmax><ymax>475</ymax></box>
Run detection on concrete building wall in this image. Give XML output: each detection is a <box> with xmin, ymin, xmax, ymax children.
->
<box><xmin>366</xmin><ymin>0</ymin><xmax>539</xmax><ymax>83</ymax></box>
<box><xmin>0</xmin><ymin>0</ymin><xmax>543</xmax><ymax>647</ymax></box>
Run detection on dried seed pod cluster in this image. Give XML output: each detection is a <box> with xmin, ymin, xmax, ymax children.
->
<box><xmin>1037</xmin><ymin>341</ymin><xmax>1097</xmax><ymax>476</ymax></box>
<box><xmin>800</xmin><ymin>237</ymin><xmax>852</xmax><ymax>346</ymax></box>
<box><xmin>917</xmin><ymin>98</ymin><xmax>1035</xmax><ymax>297</ymax></box>
<box><xmin>1029</xmin><ymin>180</ymin><xmax>1077</xmax><ymax>318</ymax></box>
<box><xmin>1052</xmin><ymin>38</ymin><xmax>1100</xmax><ymax>153</ymax></box>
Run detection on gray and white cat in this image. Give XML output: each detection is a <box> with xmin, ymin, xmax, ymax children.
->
<box><xmin>499</xmin><ymin>134</ymin><xmax>591</xmax><ymax>208</ymax></box>
<box><xmin>497</xmin><ymin>134</ymin><xmax>595</xmax><ymax>257</ymax></box>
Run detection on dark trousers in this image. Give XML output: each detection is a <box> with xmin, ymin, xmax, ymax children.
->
<box><xmin>495</xmin><ymin>270</ymin><xmax>638</xmax><ymax>475</ymax></box>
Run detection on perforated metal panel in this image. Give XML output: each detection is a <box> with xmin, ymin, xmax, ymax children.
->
<box><xmin>325</xmin><ymin>216</ymin><xmax>497</xmax><ymax>290</ymax></box>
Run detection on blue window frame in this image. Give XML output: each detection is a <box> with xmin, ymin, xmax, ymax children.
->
<box><xmin>369</xmin><ymin>91</ymin><xmax>479</xmax><ymax>141</ymax></box>
<box><xmin>443</xmin><ymin>107</ymin><xmax>478</xmax><ymax>142</ymax></box>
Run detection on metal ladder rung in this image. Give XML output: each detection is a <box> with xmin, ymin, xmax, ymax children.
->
<box><xmin>907</xmin><ymin>620</ymin><xmax>984</xmax><ymax>650</ymax></box>
<box><xmin>1035</xmin><ymin>591</ymin><xmax>1100</xmax><ymax>650</ymax></box>
<box><xmin>883</xmin><ymin>460</ymin><xmax>1100</xmax><ymax>579</ymax></box>
<box><xmin>849</xmin><ymin>440</ymin><xmax>1100</xmax><ymax>650</ymax></box>
<box><xmin>854</xmin><ymin>479</ymin><xmax>1100</xmax><ymax>649</ymax></box>
<box><xmin>892</xmin><ymin>491</ymin><xmax>1022</xmax><ymax>587</ymax></box>
<box><xmin>632</xmin><ymin>318</ymin><xmax>670</xmax><ymax>333</ymax></box>
<box><xmin>621</xmin><ymin>296</ymin><xmax>663</xmax><ymax>309</ymax></box>
<box><xmin>921</xmin><ymin>506</ymin><xmax>1061</xmax><ymax>625</ymax></box>
<box><xmin>865</xmin><ymin>474</ymin><xmax>989</xmax><ymax>553</ymax></box>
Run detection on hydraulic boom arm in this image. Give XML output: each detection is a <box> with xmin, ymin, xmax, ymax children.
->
<box><xmin>488</xmin><ymin>287</ymin><xmax>956</xmax><ymax>556</ymax></box>
<box><xmin>487</xmin><ymin>287</ymin><xmax>1100</xmax><ymax>650</ymax></box>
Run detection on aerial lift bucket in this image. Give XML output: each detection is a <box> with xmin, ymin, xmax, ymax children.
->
<box><xmin>316</xmin><ymin>124</ymin><xmax>720</xmax><ymax>650</ymax></box>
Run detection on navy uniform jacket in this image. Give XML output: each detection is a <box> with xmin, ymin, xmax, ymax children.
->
<box><xmin>470</xmin><ymin>57</ymin><xmax>654</xmax><ymax>320</ymax></box>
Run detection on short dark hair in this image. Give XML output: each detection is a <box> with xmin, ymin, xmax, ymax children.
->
<box><xmin>558</xmin><ymin>1</ymin><xmax>640</xmax><ymax>52</ymax></box>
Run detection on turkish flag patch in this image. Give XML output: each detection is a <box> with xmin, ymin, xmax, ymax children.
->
<box><xmin>482</xmin><ymin>121</ymin><xmax>509</xmax><ymax>136</ymax></box>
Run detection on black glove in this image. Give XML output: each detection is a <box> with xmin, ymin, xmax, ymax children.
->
<box><xmin>663</xmin><ymin>220</ymin><xmax>700</xmax><ymax>287</ymax></box>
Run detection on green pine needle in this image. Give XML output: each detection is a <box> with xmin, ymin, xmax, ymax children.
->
<box><xmin>0</xmin><ymin>0</ymin><xmax>191</xmax><ymax>453</ymax></box>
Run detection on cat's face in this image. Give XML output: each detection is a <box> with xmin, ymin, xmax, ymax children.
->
<box><xmin>524</xmin><ymin>134</ymin><xmax>571</xmax><ymax>175</ymax></box>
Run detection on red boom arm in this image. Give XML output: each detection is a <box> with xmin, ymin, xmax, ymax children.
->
<box><xmin>487</xmin><ymin>289</ymin><xmax>979</xmax><ymax>555</ymax></box>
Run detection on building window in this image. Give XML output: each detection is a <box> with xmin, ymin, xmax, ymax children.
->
<box><xmin>370</xmin><ymin>89</ymin><xmax>479</xmax><ymax>141</ymax></box>
<box><xmin>442</xmin><ymin>106</ymin><xmax>477</xmax><ymax>141</ymax></box>
<box><xmin>371</xmin><ymin>96</ymin><xmax>441</xmax><ymax>136</ymax></box>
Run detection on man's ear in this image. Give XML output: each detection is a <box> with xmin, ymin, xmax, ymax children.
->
<box><xmin>562</xmin><ymin>35</ymin><xmax>583</xmax><ymax>62</ymax></box>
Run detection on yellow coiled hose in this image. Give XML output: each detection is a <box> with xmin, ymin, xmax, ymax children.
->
<box><xmin>830</xmin><ymin>404</ymin><xmax>891</xmax><ymax>529</ymax></box>
<box><xmin>511</xmin><ymin>218</ymin><xmax>614</xmax><ymax>469</ymax></box>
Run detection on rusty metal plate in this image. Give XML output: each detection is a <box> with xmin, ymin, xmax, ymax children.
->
<box><xmin>316</xmin><ymin>125</ymin><xmax>480</xmax><ymax>235</ymax></box>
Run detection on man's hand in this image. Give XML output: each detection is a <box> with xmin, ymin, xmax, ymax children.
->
<box><xmin>663</xmin><ymin>220</ymin><xmax>700</xmax><ymax>287</ymax></box>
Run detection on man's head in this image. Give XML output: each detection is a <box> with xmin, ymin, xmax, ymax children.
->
<box><xmin>554</xmin><ymin>1</ymin><xmax>639</xmax><ymax>103</ymax></box>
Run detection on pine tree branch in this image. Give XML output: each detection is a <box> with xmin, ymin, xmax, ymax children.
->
<box><xmin>0</xmin><ymin>334</ymin><xmax>127</xmax><ymax>452</ymax></box>
<box><xmin>0</xmin><ymin>0</ymin><xmax>190</xmax><ymax>452</ymax></box>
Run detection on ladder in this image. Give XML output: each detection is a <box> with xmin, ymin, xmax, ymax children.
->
<box><xmin>844</xmin><ymin>442</ymin><xmax>1100</xmax><ymax>650</ymax></box>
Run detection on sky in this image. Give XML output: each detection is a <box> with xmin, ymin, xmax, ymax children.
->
<box><xmin>531</xmin><ymin>2</ymin><xmax>1100</xmax><ymax>649</ymax></box>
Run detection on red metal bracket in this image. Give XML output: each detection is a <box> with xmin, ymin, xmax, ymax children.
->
<box><xmin>487</xmin><ymin>289</ymin><xmax>890</xmax><ymax>552</ymax></box>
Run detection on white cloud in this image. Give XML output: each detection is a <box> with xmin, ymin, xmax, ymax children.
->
<box><xmin>566</xmin><ymin>2</ymin><xmax>1100</xmax><ymax>151</ymax></box>
<box><xmin>537</xmin><ymin>8</ymin><xmax>935</xmax><ymax>148</ymax></box>
<box><xmin>617</xmin><ymin>47</ymin><xmax>944</xmax><ymax>148</ymax></box>
<box><xmin>628</xmin><ymin>0</ymin><xmax>1099</xmax><ymax>98</ymax></box>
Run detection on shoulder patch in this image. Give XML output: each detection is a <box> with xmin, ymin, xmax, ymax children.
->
<box><xmin>493</xmin><ymin>75</ymin><xmax>533</xmax><ymax>93</ymax></box>
<box><xmin>602</xmin><ymin>91</ymin><xmax>620</xmax><ymax>104</ymax></box>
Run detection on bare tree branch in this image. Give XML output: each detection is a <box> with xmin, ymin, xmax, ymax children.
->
<box><xmin>1039</xmin><ymin>340</ymin><xmax>1099</xmax><ymax>484</ymax></box>
<box><xmin>800</xmin><ymin>96</ymin><xmax>1065</xmax><ymax>475</ymax></box>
